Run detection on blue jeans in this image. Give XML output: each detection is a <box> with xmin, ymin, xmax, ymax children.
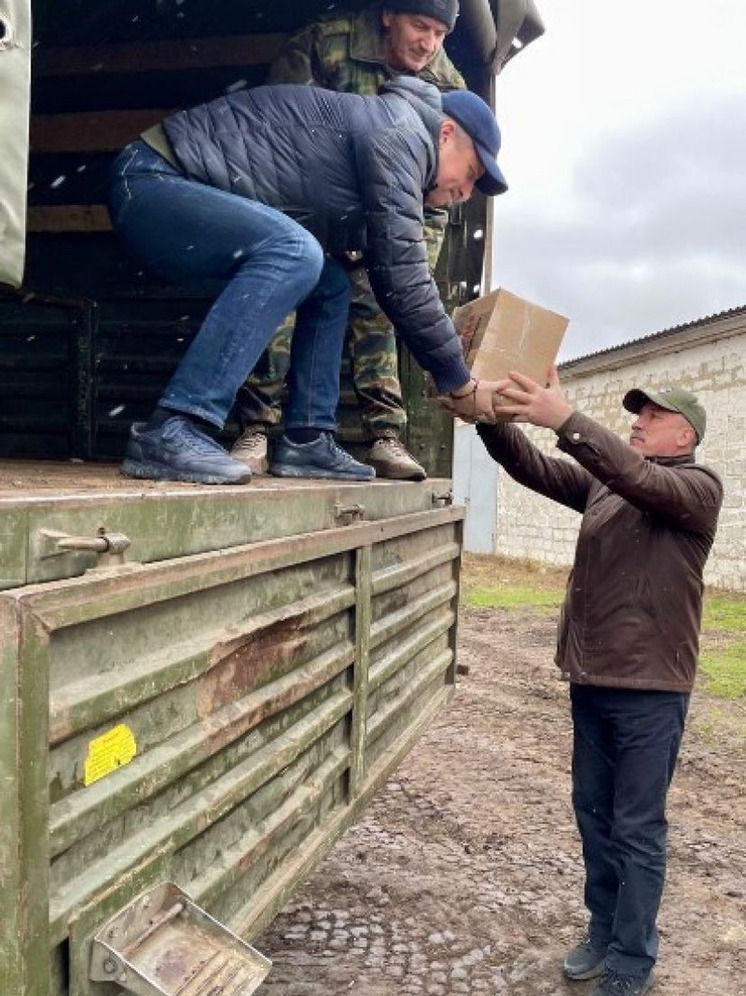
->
<box><xmin>570</xmin><ymin>684</ymin><xmax>689</xmax><ymax>979</ymax></box>
<box><xmin>108</xmin><ymin>140</ymin><xmax>351</xmax><ymax>429</ymax></box>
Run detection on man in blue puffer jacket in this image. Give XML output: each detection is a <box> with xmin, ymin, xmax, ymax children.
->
<box><xmin>108</xmin><ymin>76</ymin><xmax>508</xmax><ymax>484</ymax></box>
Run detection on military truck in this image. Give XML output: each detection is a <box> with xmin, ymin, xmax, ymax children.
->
<box><xmin>0</xmin><ymin>2</ymin><xmax>543</xmax><ymax>993</ymax></box>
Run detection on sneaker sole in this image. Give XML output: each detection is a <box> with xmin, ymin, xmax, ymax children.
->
<box><xmin>231</xmin><ymin>458</ymin><xmax>269</xmax><ymax>475</ymax></box>
<box><xmin>121</xmin><ymin>459</ymin><xmax>250</xmax><ymax>485</ymax></box>
<box><xmin>367</xmin><ymin>462</ymin><xmax>427</xmax><ymax>481</ymax></box>
<box><xmin>229</xmin><ymin>446</ymin><xmax>269</xmax><ymax>475</ymax></box>
<box><xmin>270</xmin><ymin>463</ymin><xmax>374</xmax><ymax>481</ymax></box>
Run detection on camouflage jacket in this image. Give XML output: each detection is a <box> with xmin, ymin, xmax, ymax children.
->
<box><xmin>266</xmin><ymin>5</ymin><xmax>466</xmax><ymax>93</ymax></box>
<box><xmin>267</xmin><ymin>5</ymin><xmax>465</xmax><ymax>270</ymax></box>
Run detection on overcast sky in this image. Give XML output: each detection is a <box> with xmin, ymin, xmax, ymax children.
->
<box><xmin>491</xmin><ymin>0</ymin><xmax>746</xmax><ymax>360</ymax></box>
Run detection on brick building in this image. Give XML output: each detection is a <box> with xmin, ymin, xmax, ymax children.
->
<box><xmin>454</xmin><ymin>307</ymin><xmax>746</xmax><ymax>592</ymax></box>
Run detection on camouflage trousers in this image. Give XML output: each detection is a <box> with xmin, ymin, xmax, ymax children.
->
<box><xmin>234</xmin><ymin>263</ymin><xmax>406</xmax><ymax>438</ymax></box>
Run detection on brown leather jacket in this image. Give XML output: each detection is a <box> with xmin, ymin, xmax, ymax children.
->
<box><xmin>477</xmin><ymin>412</ymin><xmax>723</xmax><ymax>692</ymax></box>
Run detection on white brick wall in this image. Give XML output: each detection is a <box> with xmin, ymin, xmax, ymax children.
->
<box><xmin>490</xmin><ymin>311</ymin><xmax>746</xmax><ymax>592</ymax></box>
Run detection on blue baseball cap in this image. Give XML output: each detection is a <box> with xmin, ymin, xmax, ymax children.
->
<box><xmin>441</xmin><ymin>89</ymin><xmax>508</xmax><ymax>196</ymax></box>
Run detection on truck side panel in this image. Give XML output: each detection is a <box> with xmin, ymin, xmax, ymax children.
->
<box><xmin>1</xmin><ymin>504</ymin><xmax>463</xmax><ymax>995</ymax></box>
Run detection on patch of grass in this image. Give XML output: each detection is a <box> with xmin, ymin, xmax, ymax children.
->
<box><xmin>699</xmin><ymin>637</ymin><xmax>746</xmax><ymax>699</ymax></box>
<box><xmin>702</xmin><ymin>594</ymin><xmax>746</xmax><ymax>632</ymax></box>
<box><xmin>699</xmin><ymin>591</ymin><xmax>746</xmax><ymax>700</ymax></box>
<box><xmin>462</xmin><ymin>552</ymin><xmax>568</xmax><ymax>593</ymax></box>
<box><xmin>461</xmin><ymin>553</ymin><xmax>566</xmax><ymax>614</ymax></box>
<box><xmin>464</xmin><ymin>584</ymin><xmax>562</xmax><ymax>614</ymax></box>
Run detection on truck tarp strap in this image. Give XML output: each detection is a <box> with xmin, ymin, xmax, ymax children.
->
<box><xmin>0</xmin><ymin>0</ymin><xmax>31</xmax><ymax>288</ymax></box>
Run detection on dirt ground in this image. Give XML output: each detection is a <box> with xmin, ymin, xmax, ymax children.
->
<box><xmin>257</xmin><ymin>563</ymin><xmax>746</xmax><ymax>996</ymax></box>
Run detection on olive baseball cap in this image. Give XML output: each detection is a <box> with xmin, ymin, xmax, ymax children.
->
<box><xmin>622</xmin><ymin>386</ymin><xmax>707</xmax><ymax>442</ymax></box>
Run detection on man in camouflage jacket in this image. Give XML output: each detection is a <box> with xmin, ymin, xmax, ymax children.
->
<box><xmin>231</xmin><ymin>0</ymin><xmax>465</xmax><ymax>480</ymax></box>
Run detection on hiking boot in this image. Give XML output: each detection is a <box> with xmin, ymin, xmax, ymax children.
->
<box><xmin>563</xmin><ymin>936</ymin><xmax>608</xmax><ymax>980</ymax></box>
<box><xmin>230</xmin><ymin>427</ymin><xmax>269</xmax><ymax>475</ymax></box>
<box><xmin>591</xmin><ymin>967</ymin><xmax>654</xmax><ymax>995</ymax></box>
<box><xmin>122</xmin><ymin>417</ymin><xmax>251</xmax><ymax>485</ymax></box>
<box><xmin>365</xmin><ymin>436</ymin><xmax>427</xmax><ymax>481</ymax></box>
<box><xmin>271</xmin><ymin>432</ymin><xmax>375</xmax><ymax>481</ymax></box>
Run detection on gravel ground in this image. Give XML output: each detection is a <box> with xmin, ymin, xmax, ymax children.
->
<box><xmin>256</xmin><ymin>603</ymin><xmax>746</xmax><ymax>996</ymax></box>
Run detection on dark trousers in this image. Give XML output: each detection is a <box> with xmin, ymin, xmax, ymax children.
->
<box><xmin>570</xmin><ymin>683</ymin><xmax>689</xmax><ymax>979</ymax></box>
<box><xmin>108</xmin><ymin>141</ymin><xmax>351</xmax><ymax>431</ymax></box>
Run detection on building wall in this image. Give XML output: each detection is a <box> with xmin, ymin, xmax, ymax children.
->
<box><xmin>490</xmin><ymin>312</ymin><xmax>746</xmax><ymax>591</ymax></box>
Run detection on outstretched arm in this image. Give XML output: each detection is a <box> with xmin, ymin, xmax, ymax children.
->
<box><xmin>492</xmin><ymin>367</ymin><xmax>722</xmax><ymax>531</ymax></box>
<box><xmin>358</xmin><ymin>127</ymin><xmax>506</xmax><ymax>416</ymax></box>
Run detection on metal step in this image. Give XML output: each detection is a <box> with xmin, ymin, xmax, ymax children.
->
<box><xmin>90</xmin><ymin>882</ymin><xmax>271</xmax><ymax>996</ymax></box>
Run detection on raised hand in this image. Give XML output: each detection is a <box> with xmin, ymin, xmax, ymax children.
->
<box><xmin>492</xmin><ymin>366</ymin><xmax>574</xmax><ymax>429</ymax></box>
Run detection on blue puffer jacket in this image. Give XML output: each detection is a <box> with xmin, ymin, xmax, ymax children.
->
<box><xmin>162</xmin><ymin>77</ymin><xmax>471</xmax><ymax>393</ymax></box>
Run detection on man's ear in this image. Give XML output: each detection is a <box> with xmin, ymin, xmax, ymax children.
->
<box><xmin>680</xmin><ymin>425</ymin><xmax>697</xmax><ymax>450</ymax></box>
<box><xmin>439</xmin><ymin>119</ymin><xmax>456</xmax><ymax>146</ymax></box>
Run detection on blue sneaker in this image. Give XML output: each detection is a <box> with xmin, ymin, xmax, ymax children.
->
<box><xmin>271</xmin><ymin>432</ymin><xmax>375</xmax><ymax>481</ymax></box>
<box><xmin>122</xmin><ymin>417</ymin><xmax>251</xmax><ymax>484</ymax></box>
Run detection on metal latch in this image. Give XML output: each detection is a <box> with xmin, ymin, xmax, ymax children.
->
<box><xmin>37</xmin><ymin>527</ymin><xmax>131</xmax><ymax>568</ymax></box>
<box><xmin>90</xmin><ymin>882</ymin><xmax>271</xmax><ymax>996</ymax></box>
<box><xmin>431</xmin><ymin>489</ymin><xmax>453</xmax><ymax>507</ymax></box>
<box><xmin>333</xmin><ymin>501</ymin><xmax>365</xmax><ymax>524</ymax></box>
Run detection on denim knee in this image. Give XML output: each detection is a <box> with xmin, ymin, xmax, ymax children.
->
<box><xmin>285</xmin><ymin>232</ymin><xmax>324</xmax><ymax>300</ymax></box>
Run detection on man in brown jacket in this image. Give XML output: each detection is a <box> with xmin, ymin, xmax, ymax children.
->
<box><xmin>476</xmin><ymin>367</ymin><xmax>723</xmax><ymax>996</ymax></box>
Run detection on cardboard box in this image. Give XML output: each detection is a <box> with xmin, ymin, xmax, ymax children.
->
<box><xmin>453</xmin><ymin>288</ymin><xmax>569</xmax><ymax>389</ymax></box>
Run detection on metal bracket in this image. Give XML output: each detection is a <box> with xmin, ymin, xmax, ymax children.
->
<box><xmin>431</xmin><ymin>490</ymin><xmax>453</xmax><ymax>507</ymax></box>
<box><xmin>333</xmin><ymin>501</ymin><xmax>365</xmax><ymax>524</ymax></box>
<box><xmin>90</xmin><ymin>881</ymin><xmax>271</xmax><ymax>995</ymax></box>
<box><xmin>36</xmin><ymin>527</ymin><xmax>132</xmax><ymax>569</ymax></box>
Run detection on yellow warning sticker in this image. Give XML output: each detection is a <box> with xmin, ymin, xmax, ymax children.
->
<box><xmin>83</xmin><ymin>724</ymin><xmax>137</xmax><ymax>787</ymax></box>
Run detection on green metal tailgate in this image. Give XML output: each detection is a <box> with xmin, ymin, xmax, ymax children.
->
<box><xmin>0</xmin><ymin>472</ymin><xmax>463</xmax><ymax>996</ymax></box>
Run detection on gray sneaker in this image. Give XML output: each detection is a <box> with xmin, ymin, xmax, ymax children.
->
<box><xmin>271</xmin><ymin>432</ymin><xmax>375</xmax><ymax>481</ymax></box>
<box><xmin>563</xmin><ymin>936</ymin><xmax>608</xmax><ymax>980</ymax></box>
<box><xmin>365</xmin><ymin>436</ymin><xmax>427</xmax><ymax>481</ymax></box>
<box><xmin>230</xmin><ymin>427</ymin><xmax>269</xmax><ymax>475</ymax></box>
<box><xmin>122</xmin><ymin>417</ymin><xmax>251</xmax><ymax>485</ymax></box>
<box><xmin>592</xmin><ymin>967</ymin><xmax>654</xmax><ymax>995</ymax></box>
